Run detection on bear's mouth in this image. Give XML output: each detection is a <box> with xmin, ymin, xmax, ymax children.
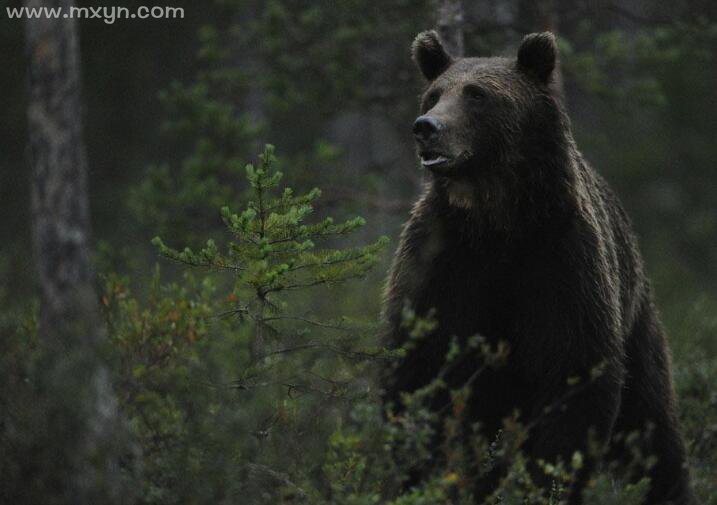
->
<box><xmin>420</xmin><ymin>151</ymin><xmax>451</xmax><ymax>169</ymax></box>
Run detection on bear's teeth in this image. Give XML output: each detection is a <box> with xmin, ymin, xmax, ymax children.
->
<box><xmin>421</xmin><ymin>155</ymin><xmax>449</xmax><ymax>167</ymax></box>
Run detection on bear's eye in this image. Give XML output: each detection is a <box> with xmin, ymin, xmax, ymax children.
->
<box><xmin>463</xmin><ymin>85</ymin><xmax>487</xmax><ymax>101</ymax></box>
<box><xmin>423</xmin><ymin>90</ymin><xmax>441</xmax><ymax>111</ymax></box>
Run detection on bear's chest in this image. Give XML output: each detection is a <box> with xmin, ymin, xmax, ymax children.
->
<box><xmin>412</xmin><ymin>235</ymin><xmax>516</xmax><ymax>343</ymax></box>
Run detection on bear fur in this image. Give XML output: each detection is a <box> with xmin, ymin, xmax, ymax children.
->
<box><xmin>381</xmin><ymin>31</ymin><xmax>694</xmax><ymax>505</ymax></box>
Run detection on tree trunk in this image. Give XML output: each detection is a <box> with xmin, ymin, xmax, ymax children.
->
<box><xmin>236</xmin><ymin>0</ymin><xmax>267</xmax><ymax>151</ymax></box>
<box><xmin>25</xmin><ymin>0</ymin><xmax>129</xmax><ymax>502</ymax></box>
<box><xmin>435</xmin><ymin>0</ymin><xmax>465</xmax><ymax>57</ymax></box>
<box><xmin>535</xmin><ymin>0</ymin><xmax>565</xmax><ymax>98</ymax></box>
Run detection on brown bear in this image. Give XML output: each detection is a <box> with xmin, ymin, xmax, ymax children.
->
<box><xmin>381</xmin><ymin>30</ymin><xmax>694</xmax><ymax>505</ymax></box>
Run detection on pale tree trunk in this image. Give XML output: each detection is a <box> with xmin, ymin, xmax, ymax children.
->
<box><xmin>435</xmin><ymin>0</ymin><xmax>465</xmax><ymax>57</ymax></box>
<box><xmin>25</xmin><ymin>0</ymin><xmax>129</xmax><ymax>503</ymax></box>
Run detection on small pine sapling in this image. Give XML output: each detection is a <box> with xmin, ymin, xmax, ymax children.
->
<box><xmin>152</xmin><ymin>144</ymin><xmax>389</xmax><ymax>400</ymax></box>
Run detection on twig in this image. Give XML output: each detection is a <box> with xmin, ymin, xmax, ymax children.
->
<box><xmin>244</xmin><ymin>463</ymin><xmax>308</xmax><ymax>501</ymax></box>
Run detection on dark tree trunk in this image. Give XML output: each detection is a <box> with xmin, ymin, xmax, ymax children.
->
<box><xmin>25</xmin><ymin>0</ymin><xmax>129</xmax><ymax>502</ymax></box>
<box><xmin>535</xmin><ymin>0</ymin><xmax>565</xmax><ymax>97</ymax></box>
<box><xmin>235</xmin><ymin>0</ymin><xmax>267</xmax><ymax>151</ymax></box>
<box><xmin>435</xmin><ymin>0</ymin><xmax>465</xmax><ymax>57</ymax></box>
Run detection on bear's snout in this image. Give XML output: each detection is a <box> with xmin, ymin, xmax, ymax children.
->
<box><xmin>413</xmin><ymin>115</ymin><xmax>444</xmax><ymax>144</ymax></box>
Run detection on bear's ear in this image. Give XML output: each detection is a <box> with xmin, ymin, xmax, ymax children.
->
<box><xmin>412</xmin><ymin>30</ymin><xmax>453</xmax><ymax>81</ymax></box>
<box><xmin>517</xmin><ymin>32</ymin><xmax>557</xmax><ymax>83</ymax></box>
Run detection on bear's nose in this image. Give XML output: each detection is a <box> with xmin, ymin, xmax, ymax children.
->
<box><xmin>413</xmin><ymin>115</ymin><xmax>443</xmax><ymax>142</ymax></box>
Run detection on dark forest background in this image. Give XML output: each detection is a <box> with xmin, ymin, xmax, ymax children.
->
<box><xmin>0</xmin><ymin>0</ymin><xmax>716</xmax><ymax>503</ymax></box>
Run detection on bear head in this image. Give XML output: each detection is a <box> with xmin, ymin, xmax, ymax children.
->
<box><xmin>411</xmin><ymin>31</ymin><xmax>564</xmax><ymax>210</ymax></box>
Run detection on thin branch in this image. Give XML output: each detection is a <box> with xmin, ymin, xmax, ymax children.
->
<box><xmin>244</xmin><ymin>463</ymin><xmax>308</xmax><ymax>501</ymax></box>
<box><xmin>256</xmin><ymin>342</ymin><xmax>322</xmax><ymax>360</ymax></box>
<box><xmin>263</xmin><ymin>271</ymin><xmax>365</xmax><ymax>294</ymax></box>
<box><xmin>211</xmin><ymin>305</ymin><xmax>250</xmax><ymax>320</ymax></box>
<box><xmin>159</xmin><ymin>254</ymin><xmax>245</xmax><ymax>273</ymax></box>
<box><xmin>286</xmin><ymin>255</ymin><xmax>362</xmax><ymax>273</ymax></box>
<box><xmin>255</xmin><ymin>341</ymin><xmax>383</xmax><ymax>363</ymax></box>
<box><xmin>262</xmin><ymin>315</ymin><xmax>352</xmax><ymax>331</ymax></box>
